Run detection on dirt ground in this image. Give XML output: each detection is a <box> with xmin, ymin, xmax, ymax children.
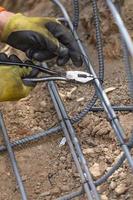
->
<box><xmin>0</xmin><ymin>0</ymin><xmax>133</xmax><ymax>200</ymax></box>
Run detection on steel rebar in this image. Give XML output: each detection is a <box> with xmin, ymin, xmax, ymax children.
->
<box><xmin>0</xmin><ymin>113</ymin><xmax>28</xmax><ymax>200</ymax></box>
<box><xmin>106</xmin><ymin>0</ymin><xmax>133</xmax><ymax>57</ymax></box>
<box><xmin>57</xmin><ymin>187</ymin><xmax>84</xmax><ymax>200</ymax></box>
<box><xmin>0</xmin><ymin>126</ymin><xmax>61</xmax><ymax>153</ymax></box>
<box><xmin>48</xmin><ymin>80</ymin><xmax>100</xmax><ymax>200</ymax></box>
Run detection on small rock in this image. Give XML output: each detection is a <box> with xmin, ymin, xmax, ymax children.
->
<box><xmin>104</xmin><ymin>87</ymin><xmax>116</xmax><ymax>94</ymax></box>
<box><xmin>51</xmin><ymin>187</ymin><xmax>60</xmax><ymax>194</ymax></box>
<box><xmin>119</xmin><ymin>172</ymin><xmax>126</xmax><ymax>180</ymax></box>
<box><xmin>101</xmin><ymin>194</ymin><xmax>108</xmax><ymax>200</ymax></box>
<box><xmin>59</xmin><ymin>92</ymin><xmax>66</xmax><ymax>100</ymax></box>
<box><xmin>125</xmin><ymin>193</ymin><xmax>131</xmax><ymax>199</ymax></box>
<box><xmin>7</xmin><ymin>172</ymin><xmax>11</xmax><ymax>176</ymax></box>
<box><xmin>22</xmin><ymin>175</ymin><xmax>27</xmax><ymax>182</ymax></box>
<box><xmin>40</xmin><ymin>101</ymin><xmax>47</xmax><ymax>108</ymax></box>
<box><xmin>83</xmin><ymin>148</ymin><xmax>95</xmax><ymax>155</ymax></box>
<box><xmin>60</xmin><ymin>156</ymin><xmax>66</xmax><ymax>162</ymax></box>
<box><xmin>59</xmin><ymin>137</ymin><xmax>66</xmax><ymax>147</ymax></box>
<box><xmin>73</xmin><ymin>172</ymin><xmax>80</xmax><ymax>178</ymax></box>
<box><xmin>62</xmin><ymin>178</ymin><xmax>67</xmax><ymax>182</ymax></box>
<box><xmin>110</xmin><ymin>181</ymin><xmax>117</xmax><ymax>190</ymax></box>
<box><xmin>37</xmin><ymin>145</ymin><xmax>43</xmax><ymax>150</ymax></box>
<box><xmin>35</xmin><ymin>183</ymin><xmax>41</xmax><ymax>191</ymax></box>
<box><xmin>40</xmin><ymin>191</ymin><xmax>50</xmax><ymax>197</ymax></box>
<box><xmin>90</xmin><ymin>163</ymin><xmax>105</xmax><ymax>179</ymax></box>
<box><xmin>79</xmin><ymin>117</ymin><xmax>90</xmax><ymax>128</ymax></box>
<box><xmin>35</xmin><ymin>189</ymin><xmax>41</xmax><ymax>194</ymax></box>
<box><xmin>97</xmin><ymin>184</ymin><xmax>108</xmax><ymax>193</ymax></box>
<box><xmin>66</xmin><ymin>87</ymin><xmax>77</xmax><ymax>98</ymax></box>
<box><xmin>115</xmin><ymin>183</ymin><xmax>127</xmax><ymax>195</ymax></box>
<box><xmin>31</xmin><ymin>126</ymin><xmax>43</xmax><ymax>132</ymax></box>
<box><xmin>76</xmin><ymin>97</ymin><xmax>85</xmax><ymax>102</ymax></box>
<box><xmin>61</xmin><ymin>185</ymin><xmax>70</xmax><ymax>192</ymax></box>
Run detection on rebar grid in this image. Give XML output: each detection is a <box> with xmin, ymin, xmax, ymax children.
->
<box><xmin>0</xmin><ymin>0</ymin><xmax>133</xmax><ymax>200</ymax></box>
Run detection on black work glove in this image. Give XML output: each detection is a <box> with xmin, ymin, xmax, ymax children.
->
<box><xmin>1</xmin><ymin>14</ymin><xmax>83</xmax><ymax>67</ymax></box>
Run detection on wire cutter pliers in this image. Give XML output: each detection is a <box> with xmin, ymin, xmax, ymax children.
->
<box><xmin>23</xmin><ymin>70</ymin><xmax>94</xmax><ymax>84</ymax></box>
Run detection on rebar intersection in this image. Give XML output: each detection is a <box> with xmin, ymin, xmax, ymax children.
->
<box><xmin>0</xmin><ymin>0</ymin><xmax>133</xmax><ymax>200</ymax></box>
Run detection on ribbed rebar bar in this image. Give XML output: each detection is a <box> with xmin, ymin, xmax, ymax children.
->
<box><xmin>71</xmin><ymin>0</ymin><xmax>105</xmax><ymax>123</ymax></box>
<box><xmin>90</xmin><ymin>105</ymin><xmax>133</xmax><ymax>112</ymax></box>
<box><xmin>48</xmin><ymin>80</ymin><xmax>100</xmax><ymax>200</ymax></box>
<box><xmin>57</xmin><ymin>187</ymin><xmax>84</xmax><ymax>200</ymax></box>
<box><xmin>115</xmin><ymin>2</ymin><xmax>133</xmax><ymax>98</ymax></box>
<box><xmin>106</xmin><ymin>0</ymin><xmax>133</xmax><ymax>57</ymax></box>
<box><xmin>0</xmin><ymin>126</ymin><xmax>61</xmax><ymax>153</ymax></box>
<box><xmin>72</xmin><ymin>0</ymin><xmax>80</xmax><ymax>30</ymax></box>
<box><xmin>0</xmin><ymin>113</ymin><xmax>28</xmax><ymax>200</ymax></box>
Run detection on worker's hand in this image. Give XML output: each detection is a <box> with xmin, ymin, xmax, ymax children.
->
<box><xmin>0</xmin><ymin>53</ymin><xmax>36</xmax><ymax>102</ymax></box>
<box><xmin>1</xmin><ymin>14</ymin><xmax>83</xmax><ymax>67</ymax></box>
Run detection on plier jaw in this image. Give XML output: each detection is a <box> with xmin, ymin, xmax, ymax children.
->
<box><xmin>66</xmin><ymin>71</ymin><xmax>94</xmax><ymax>83</ymax></box>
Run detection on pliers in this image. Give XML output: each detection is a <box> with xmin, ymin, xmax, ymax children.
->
<box><xmin>22</xmin><ymin>61</ymin><xmax>94</xmax><ymax>84</ymax></box>
<box><xmin>23</xmin><ymin>69</ymin><xmax>94</xmax><ymax>84</ymax></box>
<box><xmin>0</xmin><ymin>60</ymin><xmax>94</xmax><ymax>84</ymax></box>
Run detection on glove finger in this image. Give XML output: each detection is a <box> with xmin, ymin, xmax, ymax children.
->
<box><xmin>24</xmin><ymin>60</ymin><xmax>40</xmax><ymax>78</ymax></box>
<box><xmin>27</xmin><ymin>49</ymin><xmax>56</xmax><ymax>61</ymax></box>
<box><xmin>45</xmin><ymin>22</ymin><xmax>83</xmax><ymax>67</ymax></box>
<box><xmin>7</xmin><ymin>31</ymin><xmax>45</xmax><ymax>51</ymax></box>
<box><xmin>0</xmin><ymin>53</ymin><xmax>24</xmax><ymax>65</ymax></box>
<box><xmin>56</xmin><ymin>54</ymin><xmax>69</xmax><ymax>66</ymax></box>
<box><xmin>0</xmin><ymin>53</ymin><xmax>10</xmax><ymax>62</ymax></box>
<box><xmin>32</xmin><ymin>49</ymin><xmax>70</xmax><ymax>66</ymax></box>
<box><xmin>7</xmin><ymin>30</ymin><xmax>70</xmax><ymax>64</ymax></box>
<box><xmin>69</xmin><ymin>51</ymin><xmax>83</xmax><ymax>67</ymax></box>
<box><xmin>8</xmin><ymin>31</ymin><xmax>59</xmax><ymax>59</ymax></box>
<box><xmin>9</xmin><ymin>54</ymin><xmax>22</xmax><ymax>63</ymax></box>
<box><xmin>24</xmin><ymin>60</ymin><xmax>34</xmax><ymax>65</ymax></box>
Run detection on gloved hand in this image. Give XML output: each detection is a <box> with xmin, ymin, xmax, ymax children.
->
<box><xmin>0</xmin><ymin>53</ymin><xmax>37</xmax><ymax>102</ymax></box>
<box><xmin>1</xmin><ymin>14</ymin><xmax>83</xmax><ymax>67</ymax></box>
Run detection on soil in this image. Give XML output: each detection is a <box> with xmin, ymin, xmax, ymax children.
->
<box><xmin>0</xmin><ymin>0</ymin><xmax>133</xmax><ymax>200</ymax></box>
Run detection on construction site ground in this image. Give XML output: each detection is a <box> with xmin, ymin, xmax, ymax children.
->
<box><xmin>0</xmin><ymin>0</ymin><xmax>133</xmax><ymax>199</ymax></box>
